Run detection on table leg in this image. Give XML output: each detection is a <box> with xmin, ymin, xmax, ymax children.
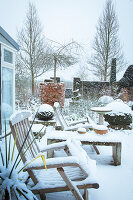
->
<box><xmin>47</xmin><ymin>139</ymin><xmax>55</xmax><ymax>158</ymax></box>
<box><xmin>112</xmin><ymin>143</ymin><xmax>121</xmax><ymax>165</ymax></box>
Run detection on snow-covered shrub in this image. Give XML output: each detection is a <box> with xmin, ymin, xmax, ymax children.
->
<box><xmin>62</xmin><ymin>97</ymin><xmax>99</xmax><ymax>122</ymax></box>
<box><xmin>36</xmin><ymin>104</ymin><xmax>54</xmax><ymax>120</ymax></box>
<box><xmin>98</xmin><ymin>95</ymin><xmax>114</xmax><ymax>106</ymax></box>
<box><xmin>0</xmin><ymin>163</ymin><xmax>38</xmax><ymax>200</ymax></box>
<box><xmin>105</xmin><ymin>99</ymin><xmax>132</xmax><ymax>115</ymax></box>
<box><xmin>104</xmin><ymin>99</ymin><xmax>132</xmax><ymax>128</ymax></box>
<box><xmin>127</xmin><ymin>101</ymin><xmax>133</xmax><ymax>111</ymax></box>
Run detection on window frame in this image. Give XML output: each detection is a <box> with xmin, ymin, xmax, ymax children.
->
<box><xmin>4</xmin><ymin>48</ymin><xmax>13</xmax><ymax>64</ymax></box>
<box><xmin>1</xmin><ymin>43</ymin><xmax>16</xmax><ymax>133</ymax></box>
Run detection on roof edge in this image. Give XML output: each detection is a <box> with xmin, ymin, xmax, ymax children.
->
<box><xmin>0</xmin><ymin>26</ymin><xmax>19</xmax><ymax>51</ymax></box>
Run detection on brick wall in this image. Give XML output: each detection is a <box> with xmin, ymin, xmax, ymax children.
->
<box><xmin>73</xmin><ymin>78</ymin><xmax>112</xmax><ymax>98</ymax></box>
<box><xmin>120</xmin><ymin>87</ymin><xmax>133</xmax><ymax>102</ymax></box>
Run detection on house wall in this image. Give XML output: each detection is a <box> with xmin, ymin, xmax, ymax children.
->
<box><xmin>0</xmin><ymin>44</ymin><xmax>1</xmax><ymax>135</ymax></box>
<box><xmin>0</xmin><ymin>42</ymin><xmax>16</xmax><ymax>132</ymax></box>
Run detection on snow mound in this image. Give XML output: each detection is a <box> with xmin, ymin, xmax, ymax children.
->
<box><xmin>36</xmin><ymin>104</ymin><xmax>54</xmax><ymax>120</ymax></box>
<box><xmin>38</xmin><ymin>104</ymin><xmax>54</xmax><ymax>113</ymax></box>
<box><xmin>106</xmin><ymin>99</ymin><xmax>132</xmax><ymax>114</ymax></box>
<box><xmin>98</xmin><ymin>95</ymin><xmax>114</xmax><ymax>105</ymax></box>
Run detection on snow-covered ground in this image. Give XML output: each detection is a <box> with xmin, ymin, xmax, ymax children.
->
<box><xmin>1</xmin><ymin>127</ymin><xmax>133</xmax><ymax>200</ymax></box>
<box><xmin>41</xmin><ymin>127</ymin><xmax>133</xmax><ymax>200</ymax></box>
<box><xmin>36</xmin><ymin>99</ymin><xmax>133</xmax><ymax>200</ymax></box>
<box><xmin>1</xmin><ymin>99</ymin><xmax>133</xmax><ymax>200</ymax></box>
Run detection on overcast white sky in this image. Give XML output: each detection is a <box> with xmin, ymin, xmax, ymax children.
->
<box><xmin>0</xmin><ymin>0</ymin><xmax>133</xmax><ymax>65</ymax></box>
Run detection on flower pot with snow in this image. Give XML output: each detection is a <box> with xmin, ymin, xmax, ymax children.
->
<box><xmin>40</xmin><ymin>81</ymin><xmax>65</xmax><ymax>107</ymax></box>
<box><xmin>93</xmin><ymin>125</ymin><xmax>108</xmax><ymax>135</ymax></box>
<box><xmin>77</xmin><ymin>127</ymin><xmax>86</xmax><ymax>134</ymax></box>
<box><xmin>36</xmin><ymin>104</ymin><xmax>54</xmax><ymax>121</ymax></box>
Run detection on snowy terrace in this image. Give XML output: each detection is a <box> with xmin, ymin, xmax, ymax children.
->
<box><xmin>0</xmin><ymin>97</ymin><xmax>133</xmax><ymax>200</ymax></box>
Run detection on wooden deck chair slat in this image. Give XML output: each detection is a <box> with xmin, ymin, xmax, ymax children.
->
<box><xmin>19</xmin><ymin>120</ymin><xmax>33</xmax><ymax>158</ymax></box>
<box><xmin>14</xmin><ymin>123</ymin><xmax>24</xmax><ymax>148</ymax></box>
<box><xmin>26</xmin><ymin>118</ymin><xmax>40</xmax><ymax>157</ymax></box>
<box><xmin>9</xmin><ymin>121</ymin><xmax>26</xmax><ymax>163</ymax></box>
<box><xmin>22</xmin><ymin>119</ymin><xmax>38</xmax><ymax>159</ymax></box>
<box><xmin>22</xmin><ymin>119</ymin><xmax>35</xmax><ymax>158</ymax></box>
<box><xmin>26</xmin><ymin>118</ymin><xmax>40</xmax><ymax>155</ymax></box>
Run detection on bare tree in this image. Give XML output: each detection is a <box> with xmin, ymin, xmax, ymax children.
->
<box><xmin>89</xmin><ymin>0</ymin><xmax>126</xmax><ymax>81</ymax></box>
<box><xmin>17</xmin><ymin>2</ymin><xmax>50</xmax><ymax>95</ymax></box>
<box><xmin>46</xmin><ymin>39</ymin><xmax>81</xmax><ymax>83</ymax></box>
<box><xmin>77</xmin><ymin>64</ymin><xmax>88</xmax><ymax>97</ymax></box>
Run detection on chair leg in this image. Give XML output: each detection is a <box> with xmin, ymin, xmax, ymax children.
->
<box><xmin>83</xmin><ymin>189</ymin><xmax>89</xmax><ymax>200</ymax></box>
<box><xmin>40</xmin><ymin>193</ymin><xmax>46</xmax><ymax>200</ymax></box>
<box><xmin>25</xmin><ymin>175</ymin><xmax>30</xmax><ymax>184</ymax></box>
<box><xmin>57</xmin><ymin>167</ymin><xmax>84</xmax><ymax>200</ymax></box>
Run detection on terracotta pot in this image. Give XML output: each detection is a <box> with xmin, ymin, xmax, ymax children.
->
<box><xmin>78</xmin><ymin>131</ymin><xmax>86</xmax><ymax>134</ymax></box>
<box><xmin>94</xmin><ymin>129</ymin><xmax>108</xmax><ymax>135</ymax></box>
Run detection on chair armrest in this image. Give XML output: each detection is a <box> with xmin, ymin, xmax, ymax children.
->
<box><xmin>64</xmin><ymin>124</ymin><xmax>93</xmax><ymax>131</ymax></box>
<box><xmin>40</xmin><ymin>141</ymin><xmax>67</xmax><ymax>152</ymax></box>
<box><xmin>24</xmin><ymin>156</ymin><xmax>79</xmax><ymax>171</ymax></box>
<box><xmin>68</xmin><ymin>119</ymin><xmax>88</xmax><ymax>126</ymax></box>
<box><xmin>24</xmin><ymin>140</ymin><xmax>96</xmax><ymax>178</ymax></box>
<box><xmin>64</xmin><ymin>126</ymin><xmax>79</xmax><ymax>131</ymax></box>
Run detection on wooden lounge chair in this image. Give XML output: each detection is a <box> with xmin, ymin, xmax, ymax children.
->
<box><xmin>53</xmin><ymin>102</ymin><xmax>96</xmax><ymax>131</ymax></box>
<box><xmin>9</xmin><ymin>110</ymin><xmax>99</xmax><ymax>200</ymax></box>
<box><xmin>53</xmin><ymin>102</ymin><xmax>100</xmax><ymax>154</ymax></box>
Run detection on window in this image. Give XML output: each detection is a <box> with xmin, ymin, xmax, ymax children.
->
<box><xmin>2</xmin><ymin>67</ymin><xmax>13</xmax><ymax>131</ymax></box>
<box><xmin>4</xmin><ymin>49</ymin><xmax>13</xmax><ymax>63</ymax></box>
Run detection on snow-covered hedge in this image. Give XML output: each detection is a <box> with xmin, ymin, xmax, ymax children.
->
<box><xmin>104</xmin><ymin>100</ymin><xmax>132</xmax><ymax>127</ymax></box>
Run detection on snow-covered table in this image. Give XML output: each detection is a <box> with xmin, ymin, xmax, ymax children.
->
<box><xmin>46</xmin><ymin>130</ymin><xmax>121</xmax><ymax>166</ymax></box>
<box><xmin>91</xmin><ymin>107</ymin><xmax>112</xmax><ymax>125</ymax></box>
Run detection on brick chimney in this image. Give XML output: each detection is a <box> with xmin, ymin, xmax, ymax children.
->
<box><xmin>40</xmin><ymin>82</ymin><xmax>65</xmax><ymax>107</ymax></box>
<box><xmin>110</xmin><ymin>58</ymin><xmax>116</xmax><ymax>84</ymax></box>
<box><xmin>110</xmin><ymin>58</ymin><xmax>117</xmax><ymax>96</ymax></box>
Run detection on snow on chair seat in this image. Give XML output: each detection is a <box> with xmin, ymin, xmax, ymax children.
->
<box><xmin>24</xmin><ymin>139</ymin><xmax>99</xmax><ymax>199</ymax></box>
